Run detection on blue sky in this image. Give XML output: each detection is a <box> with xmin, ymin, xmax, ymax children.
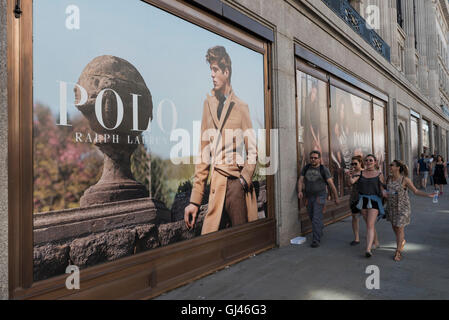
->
<box><xmin>33</xmin><ymin>0</ymin><xmax>265</xmax><ymax>158</ymax></box>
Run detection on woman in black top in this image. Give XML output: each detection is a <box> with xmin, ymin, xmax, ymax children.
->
<box><xmin>432</xmin><ymin>155</ymin><xmax>448</xmax><ymax>195</ymax></box>
<box><xmin>351</xmin><ymin>154</ymin><xmax>386</xmax><ymax>257</ymax></box>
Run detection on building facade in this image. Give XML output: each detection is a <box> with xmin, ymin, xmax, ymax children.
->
<box><xmin>350</xmin><ymin>0</ymin><xmax>449</xmax><ymax>173</ymax></box>
<box><xmin>1</xmin><ymin>0</ymin><xmax>448</xmax><ymax>299</ymax></box>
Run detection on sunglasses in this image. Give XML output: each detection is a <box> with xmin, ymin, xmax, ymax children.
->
<box><xmin>390</xmin><ymin>163</ymin><xmax>396</xmax><ymax>167</ymax></box>
<box><xmin>364</xmin><ymin>159</ymin><xmax>374</xmax><ymax>162</ymax></box>
<box><xmin>351</xmin><ymin>162</ymin><xmax>358</xmax><ymax>166</ymax></box>
<box><xmin>310</xmin><ymin>157</ymin><xmax>319</xmax><ymax>160</ymax></box>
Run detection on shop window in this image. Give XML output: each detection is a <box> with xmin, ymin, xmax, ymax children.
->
<box><xmin>329</xmin><ymin>86</ymin><xmax>373</xmax><ymax>197</ymax></box>
<box><xmin>410</xmin><ymin>116</ymin><xmax>419</xmax><ymax>159</ymax></box>
<box><xmin>398</xmin><ymin>124</ymin><xmax>405</xmax><ymax>161</ymax></box>
<box><xmin>296</xmin><ymin>71</ymin><xmax>329</xmax><ymax>172</ymax></box>
<box><xmin>31</xmin><ymin>0</ymin><xmax>270</xmax><ymax>280</ymax></box>
<box><xmin>410</xmin><ymin>114</ymin><xmax>419</xmax><ymax>185</ymax></box>
<box><xmin>397</xmin><ymin>0</ymin><xmax>403</xmax><ymax>29</ymax></box>
<box><xmin>373</xmin><ymin>102</ymin><xmax>387</xmax><ymax>173</ymax></box>
<box><xmin>434</xmin><ymin>124</ymin><xmax>439</xmax><ymax>155</ymax></box>
<box><xmin>422</xmin><ymin>119</ymin><xmax>430</xmax><ymax>154</ymax></box>
<box><xmin>9</xmin><ymin>0</ymin><xmax>274</xmax><ymax>299</ymax></box>
<box><xmin>295</xmin><ymin>53</ymin><xmax>388</xmax><ymax>232</ymax></box>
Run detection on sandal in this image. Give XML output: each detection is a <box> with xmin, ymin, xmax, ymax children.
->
<box><xmin>394</xmin><ymin>250</ymin><xmax>402</xmax><ymax>262</ymax></box>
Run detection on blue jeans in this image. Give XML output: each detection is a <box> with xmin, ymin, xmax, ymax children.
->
<box><xmin>306</xmin><ymin>194</ymin><xmax>326</xmax><ymax>243</ymax></box>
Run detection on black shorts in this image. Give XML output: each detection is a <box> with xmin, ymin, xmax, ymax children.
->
<box><xmin>361</xmin><ymin>197</ymin><xmax>380</xmax><ymax>211</ymax></box>
<box><xmin>350</xmin><ymin>202</ymin><xmax>361</xmax><ymax>214</ymax></box>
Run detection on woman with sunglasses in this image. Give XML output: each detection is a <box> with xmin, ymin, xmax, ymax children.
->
<box><xmin>352</xmin><ymin>154</ymin><xmax>384</xmax><ymax>257</ymax></box>
<box><xmin>346</xmin><ymin>155</ymin><xmax>364</xmax><ymax>246</ymax></box>
<box><xmin>386</xmin><ymin>160</ymin><xmax>434</xmax><ymax>261</ymax></box>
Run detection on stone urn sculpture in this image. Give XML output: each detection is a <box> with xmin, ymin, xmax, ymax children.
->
<box><xmin>75</xmin><ymin>55</ymin><xmax>153</xmax><ymax>207</ymax></box>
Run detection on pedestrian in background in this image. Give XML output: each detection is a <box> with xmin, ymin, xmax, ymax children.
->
<box><xmin>298</xmin><ymin>150</ymin><xmax>340</xmax><ymax>248</ymax></box>
<box><xmin>346</xmin><ymin>155</ymin><xmax>364</xmax><ymax>246</ymax></box>
<box><xmin>386</xmin><ymin>160</ymin><xmax>434</xmax><ymax>261</ymax></box>
<box><xmin>432</xmin><ymin>156</ymin><xmax>448</xmax><ymax>195</ymax></box>
<box><xmin>352</xmin><ymin>154</ymin><xmax>384</xmax><ymax>258</ymax></box>
<box><xmin>416</xmin><ymin>153</ymin><xmax>429</xmax><ymax>189</ymax></box>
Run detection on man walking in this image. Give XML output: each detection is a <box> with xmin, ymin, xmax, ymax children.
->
<box><xmin>417</xmin><ymin>153</ymin><xmax>429</xmax><ymax>189</ymax></box>
<box><xmin>184</xmin><ymin>46</ymin><xmax>258</xmax><ymax>235</ymax></box>
<box><xmin>298</xmin><ymin>150</ymin><xmax>339</xmax><ymax>248</ymax></box>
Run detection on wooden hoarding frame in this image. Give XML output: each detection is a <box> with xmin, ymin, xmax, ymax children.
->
<box><xmin>8</xmin><ymin>0</ymin><xmax>275</xmax><ymax>299</ymax></box>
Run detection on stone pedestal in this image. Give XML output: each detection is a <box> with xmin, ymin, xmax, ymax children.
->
<box><xmin>75</xmin><ymin>55</ymin><xmax>153</xmax><ymax>207</ymax></box>
<box><xmin>80</xmin><ymin>144</ymin><xmax>149</xmax><ymax>207</ymax></box>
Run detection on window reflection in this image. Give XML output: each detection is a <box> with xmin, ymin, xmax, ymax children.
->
<box><xmin>422</xmin><ymin>119</ymin><xmax>430</xmax><ymax>154</ymax></box>
<box><xmin>297</xmin><ymin>72</ymin><xmax>329</xmax><ymax>171</ymax></box>
<box><xmin>330</xmin><ymin>87</ymin><xmax>372</xmax><ymax>196</ymax></box>
<box><xmin>411</xmin><ymin>115</ymin><xmax>419</xmax><ymax>186</ymax></box>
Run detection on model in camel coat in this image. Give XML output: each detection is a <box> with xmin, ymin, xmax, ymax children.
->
<box><xmin>190</xmin><ymin>88</ymin><xmax>258</xmax><ymax>235</ymax></box>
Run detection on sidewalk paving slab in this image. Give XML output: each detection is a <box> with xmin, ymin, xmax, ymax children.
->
<box><xmin>155</xmin><ymin>191</ymin><xmax>449</xmax><ymax>300</ymax></box>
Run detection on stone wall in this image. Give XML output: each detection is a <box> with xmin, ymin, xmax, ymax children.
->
<box><xmin>33</xmin><ymin>199</ymin><xmax>206</xmax><ymax>281</ymax></box>
<box><xmin>33</xmin><ymin>182</ymin><xmax>267</xmax><ymax>281</ymax></box>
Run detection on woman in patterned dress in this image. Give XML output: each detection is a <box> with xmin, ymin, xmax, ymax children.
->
<box><xmin>386</xmin><ymin>160</ymin><xmax>434</xmax><ymax>261</ymax></box>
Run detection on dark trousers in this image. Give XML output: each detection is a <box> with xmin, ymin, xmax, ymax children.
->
<box><xmin>219</xmin><ymin>177</ymin><xmax>248</xmax><ymax>229</ymax></box>
<box><xmin>306</xmin><ymin>194</ymin><xmax>326</xmax><ymax>243</ymax></box>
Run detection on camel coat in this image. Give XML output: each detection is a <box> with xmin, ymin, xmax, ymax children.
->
<box><xmin>190</xmin><ymin>88</ymin><xmax>258</xmax><ymax>235</ymax></box>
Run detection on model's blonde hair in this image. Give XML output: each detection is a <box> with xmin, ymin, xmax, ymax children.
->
<box><xmin>206</xmin><ymin>46</ymin><xmax>232</xmax><ymax>82</ymax></box>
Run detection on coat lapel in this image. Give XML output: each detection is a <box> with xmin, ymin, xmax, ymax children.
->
<box><xmin>207</xmin><ymin>93</ymin><xmax>220</xmax><ymax>129</ymax></box>
<box><xmin>208</xmin><ymin>88</ymin><xmax>237</xmax><ymax>170</ymax></box>
<box><xmin>207</xmin><ymin>88</ymin><xmax>236</xmax><ymax>131</ymax></box>
<box><xmin>217</xmin><ymin>90</ymin><xmax>235</xmax><ymax>132</ymax></box>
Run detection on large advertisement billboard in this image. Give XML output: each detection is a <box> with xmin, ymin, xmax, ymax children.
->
<box><xmin>33</xmin><ymin>0</ymin><xmax>268</xmax><ymax>281</ymax></box>
<box><xmin>329</xmin><ymin>87</ymin><xmax>373</xmax><ymax>196</ymax></box>
<box><xmin>297</xmin><ymin>71</ymin><xmax>329</xmax><ymax>172</ymax></box>
<box><xmin>296</xmin><ymin>68</ymin><xmax>386</xmax><ymax>205</ymax></box>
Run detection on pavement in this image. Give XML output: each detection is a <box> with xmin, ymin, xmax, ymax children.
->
<box><xmin>156</xmin><ymin>189</ymin><xmax>449</xmax><ymax>300</ymax></box>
